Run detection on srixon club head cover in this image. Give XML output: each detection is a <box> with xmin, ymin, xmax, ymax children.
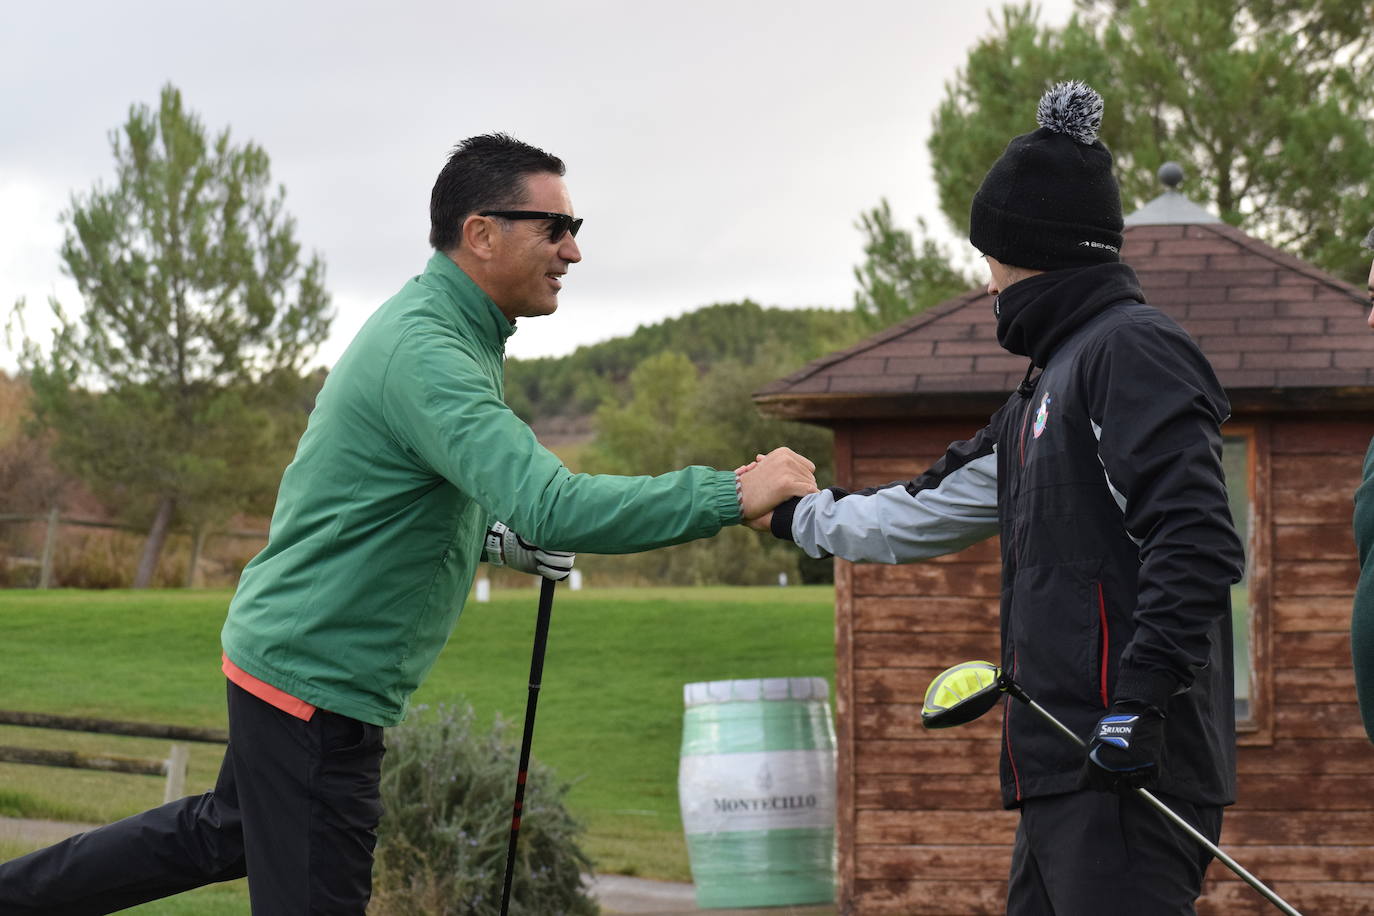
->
<box><xmin>921</xmin><ymin>660</ymin><xmax>1003</xmax><ymax>729</ymax></box>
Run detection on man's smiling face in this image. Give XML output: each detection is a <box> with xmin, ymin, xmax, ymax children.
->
<box><xmin>483</xmin><ymin>172</ymin><xmax>582</xmax><ymax>322</ymax></box>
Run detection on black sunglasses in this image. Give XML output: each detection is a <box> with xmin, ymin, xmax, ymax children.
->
<box><xmin>480</xmin><ymin>210</ymin><xmax>583</xmax><ymax>243</ymax></box>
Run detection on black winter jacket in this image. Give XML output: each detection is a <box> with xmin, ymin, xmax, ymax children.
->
<box><xmin>774</xmin><ymin>263</ymin><xmax>1245</xmax><ymax>807</ymax></box>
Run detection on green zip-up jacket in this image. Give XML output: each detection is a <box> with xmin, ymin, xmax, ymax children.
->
<box><xmin>1353</xmin><ymin>437</ymin><xmax>1374</xmax><ymax>743</ymax></box>
<box><xmin>222</xmin><ymin>252</ymin><xmax>741</xmax><ymax>725</ymax></box>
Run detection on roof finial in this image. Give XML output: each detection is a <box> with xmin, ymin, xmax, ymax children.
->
<box><xmin>1124</xmin><ymin>162</ymin><xmax>1220</xmax><ymax>225</ymax></box>
<box><xmin>1159</xmin><ymin>162</ymin><xmax>1185</xmax><ymax>190</ymax></box>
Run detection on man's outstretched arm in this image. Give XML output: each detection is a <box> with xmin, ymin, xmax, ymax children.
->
<box><xmin>745</xmin><ymin>425</ymin><xmax>1001</xmax><ymax>564</ymax></box>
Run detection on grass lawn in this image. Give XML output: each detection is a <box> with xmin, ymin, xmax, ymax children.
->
<box><xmin>0</xmin><ymin>584</ymin><xmax>837</xmax><ymax>908</ymax></box>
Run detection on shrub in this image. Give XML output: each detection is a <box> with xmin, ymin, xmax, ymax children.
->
<box><xmin>370</xmin><ymin>702</ymin><xmax>598</xmax><ymax>916</ymax></box>
<box><xmin>53</xmin><ymin>529</ymin><xmax>139</xmax><ymax>589</ymax></box>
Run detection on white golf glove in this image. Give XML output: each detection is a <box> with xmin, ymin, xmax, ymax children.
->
<box><xmin>484</xmin><ymin>521</ymin><xmax>575</xmax><ymax>581</ymax></box>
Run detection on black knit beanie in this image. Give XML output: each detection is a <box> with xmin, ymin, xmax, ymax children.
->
<box><xmin>969</xmin><ymin>81</ymin><xmax>1124</xmax><ymax>271</ymax></box>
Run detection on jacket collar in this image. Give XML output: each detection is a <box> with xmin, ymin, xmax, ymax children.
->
<box><xmin>994</xmin><ymin>262</ymin><xmax>1144</xmax><ymax>367</ymax></box>
<box><xmin>424</xmin><ymin>250</ymin><xmax>518</xmax><ymax>348</ymax></box>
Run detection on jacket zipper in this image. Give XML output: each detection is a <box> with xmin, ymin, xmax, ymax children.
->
<box><xmin>1097</xmin><ymin>582</ymin><xmax>1109</xmax><ymax>708</ymax></box>
<box><xmin>1017</xmin><ymin>395</ymin><xmax>1035</xmax><ymax>466</ymax></box>
<box><xmin>1005</xmin><ymin>393</ymin><xmax>1037</xmax><ymax>802</ymax></box>
<box><xmin>1004</xmin><ymin>651</ymin><xmax>1023</xmax><ymax>802</ymax></box>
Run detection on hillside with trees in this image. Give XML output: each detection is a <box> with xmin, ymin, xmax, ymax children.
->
<box><xmin>500</xmin><ymin>302</ymin><xmax>875</xmax><ymax>586</ymax></box>
<box><xmin>503</xmin><ymin>300</ymin><xmax>864</xmax><ymax>427</ymax></box>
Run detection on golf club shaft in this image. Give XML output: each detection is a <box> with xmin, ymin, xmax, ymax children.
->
<box><xmin>500</xmin><ymin>576</ymin><xmax>558</xmax><ymax>916</ymax></box>
<box><xmin>1133</xmin><ymin>786</ymin><xmax>1301</xmax><ymax>916</ymax></box>
<box><xmin>1008</xmin><ymin>685</ymin><xmax>1303</xmax><ymax>916</ymax></box>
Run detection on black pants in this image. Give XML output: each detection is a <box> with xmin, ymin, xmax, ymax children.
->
<box><xmin>0</xmin><ymin>681</ymin><xmax>385</xmax><ymax>914</ymax></box>
<box><xmin>1008</xmin><ymin>789</ymin><xmax>1222</xmax><ymax>915</ymax></box>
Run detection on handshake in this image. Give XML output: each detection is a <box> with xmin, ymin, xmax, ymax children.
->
<box><xmin>734</xmin><ymin>446</ymin><xmax>819</xmax><ymax>531</ymax></box>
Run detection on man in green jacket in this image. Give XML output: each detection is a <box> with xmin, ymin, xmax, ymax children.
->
<box><xmin>1353</xmin><ymin>226</ymin><xmax>1374</xmax><ymax>743</ymax></box>
<box><xmin>0</xmin><ymin>134</ymin><xmax>819</xmax><ymax>915</ymax></box>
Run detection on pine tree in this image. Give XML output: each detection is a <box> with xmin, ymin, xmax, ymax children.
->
<box><xmin>929</xmin><ymin>0</ymin><xmax>1374</xmax><ymax>283</ymax></box>
<box><xmin>18</xmin><ymin>84</ymin><xmax>332</xmax><ymax>586</ymax></box>
<box><xmin>852</xmin><ymin>199</ymin><xmax>976</xmax><ymax>331</ymax></box>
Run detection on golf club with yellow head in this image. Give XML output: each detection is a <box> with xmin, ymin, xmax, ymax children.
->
<box><xmin>921</xmin><ymin>660</ymin><xmax>1303</xmax><ymax>916</ymax></box>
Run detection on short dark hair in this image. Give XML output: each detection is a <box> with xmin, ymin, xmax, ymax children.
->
<box><xmin>428</xmin><ymin>134</ymin><xmax>566</xmax><ymax>251</ymax></box>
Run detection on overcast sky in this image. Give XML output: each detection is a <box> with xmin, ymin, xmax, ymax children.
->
<box><xmin>1</xmin><ymin>0</ymin><xmax>1078</xmax><ymax>372</ymax></box>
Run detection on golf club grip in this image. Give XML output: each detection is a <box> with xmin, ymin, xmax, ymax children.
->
<box><xmin>500</xmin><ymin>577</ymin><xmax>558</xmax><ymax>916</ymax></box>
<box><xmin>527</xmin><ymin>577</ymin><xmax>556</xmax><ymax>687</ymax></box>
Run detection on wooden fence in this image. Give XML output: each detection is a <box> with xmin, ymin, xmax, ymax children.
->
<box><xmin>0</xmin><ymin>709</ymin><xmax>228</xmax><ymax>805</ymax></box>
<box><xmin>0</xmin><ymin>511</ymin><xmax>266</xmax><ymax>589</ymax></box>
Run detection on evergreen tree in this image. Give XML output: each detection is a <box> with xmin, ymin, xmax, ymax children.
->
<box><xmin>852</xmin><ymin>199</ymin><xmax>977</xmax><ymax>331</ymax></box>
<box><xmin>17</xmin><ymin>85</ymin><xmax>331</xmax><ymax>586</ymax></box>
<box><xmin>929</xmin><ymin>0</ymin><xmax>1374</xmax><ymax>283</ymax></box>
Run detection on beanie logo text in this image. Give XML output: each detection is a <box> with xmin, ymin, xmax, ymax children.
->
<box><xmin>1079</xmin><ymin>240</ymin><xmax>1120</xmax><ymax>254</ymax></box>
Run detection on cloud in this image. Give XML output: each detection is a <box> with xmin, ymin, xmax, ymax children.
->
<box><xmin>0</xmin><ymin>172</ymin><xmax>79</xmax><ymax>365</ymax></box>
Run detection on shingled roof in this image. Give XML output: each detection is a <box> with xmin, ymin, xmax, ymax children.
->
<box><xmin>755</xmin><ymin>220</ymin><xmax>1374</xmax><ymax>421</ymax></box>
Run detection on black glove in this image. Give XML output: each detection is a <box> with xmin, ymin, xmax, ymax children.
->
<box><xmin>1079</xmin><ymin>701</ymin><xmax>1165</xmax><ymax>792</ymax></box>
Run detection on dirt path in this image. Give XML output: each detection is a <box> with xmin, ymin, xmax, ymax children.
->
<box><xmin>0</xmin><ymin>818</ymin><xmax>835</xmax><ymax>915</ymax></box>
<box><xmin>0</xmin><ymin>816</ymin><xmax>96</xmax><ymax>848</ymax></box>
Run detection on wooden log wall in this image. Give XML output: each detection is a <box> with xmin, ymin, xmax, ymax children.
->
<box><xmin>831</xmin><ymin>416</ymin><xmax>1374</xmax><ymax>916</ymax></box>
<box><xmin>1201</xmin><ymin>417</ymin><xmax>1374</xmax><ymax>915</ymax></box>
<box><xmin>836</xmin><ymin>418</ymin><xmax>1011</xmax><ymax>915</ymax></box>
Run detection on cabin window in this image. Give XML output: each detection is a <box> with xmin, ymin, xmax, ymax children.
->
<box><xmin>1222</xmin><ymin>433</ymin><xmax>1255</xmax><ymax>724</ymax></box>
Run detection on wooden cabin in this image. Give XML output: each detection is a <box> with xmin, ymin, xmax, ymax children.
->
<box><xmin>754</xmin><ymin>177</ymin><xmax>1374</xmax><ymax>915</ymax></box>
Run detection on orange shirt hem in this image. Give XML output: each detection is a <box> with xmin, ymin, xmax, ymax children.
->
<box><xmin>222</xmin><ymin>653</ymin><xmax>317</xmax><ymax>721</ymax></box>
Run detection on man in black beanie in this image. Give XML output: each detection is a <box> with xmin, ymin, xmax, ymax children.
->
<box><xmin>755</xmin><ymin>81</ymin><xmax>1244</xmax><ymax>913</ymax></box>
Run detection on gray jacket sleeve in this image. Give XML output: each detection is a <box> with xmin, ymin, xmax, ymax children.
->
<box><xmin>771</xmin><ymin>425</ymin><xmax>1000</xmax><ymax>562</ymax></box>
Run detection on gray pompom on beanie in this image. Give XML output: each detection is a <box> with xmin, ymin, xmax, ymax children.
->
<box><xmin>969</xmin><ymin>80</ymin><xmax>1124</xmax><ymax>271</ymax></box>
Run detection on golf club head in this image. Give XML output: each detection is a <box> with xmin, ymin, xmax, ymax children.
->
<box><xmin>921</xmin><ymin>660</ymin><xmax>1003</xmax><ymax>729</ymax></box>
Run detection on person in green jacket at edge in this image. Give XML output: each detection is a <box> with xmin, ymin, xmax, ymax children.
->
<box><xmin>0</xmin><ymin>134</ymin><xmax>820</xmax><ymax>915</ymax></box>
<box><xmin>1354</xmin><ymin>225</ymin><xmax>1374</xmax><ymax>745</ymax></box>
